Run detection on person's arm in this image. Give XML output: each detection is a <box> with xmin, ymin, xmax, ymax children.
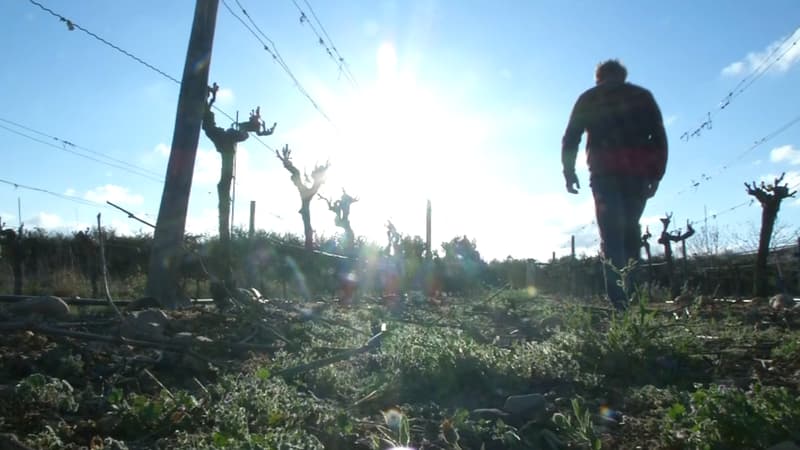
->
<box><xmin>562</xmin><ymin>93</ymin><xmax>586</xmax><ymax>193</ymax></box>
<box><xmin>647</xmin><ymin>91</ymin><xmax>668</xmax><ymax>181</ymax></box>
<box><xmin>561</xmin><ymin>94</ymin><xmax>586</xmax><ymax>174</ymax></box>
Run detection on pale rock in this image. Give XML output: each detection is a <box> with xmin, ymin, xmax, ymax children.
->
<box><xmin>503</xmin><ymin>393</ymin><xmax>546</xmax><ymax>417</ymax></box>
<box><xmin>470</xmin><ymin>408</ymin><xmax>509</xmax><ymax>419</ymax></box>
<box><xmin>132</xmin><ymin>309</ymin><xmax>169</xmax><ymax>326</ymax></box>
<box><xmin>770</xmin><ymin>293</ymin><xmax>795</xmax><ymax>311</ymax></box>
<box><xmin>766</xmin><ymin>441</ymin><xmax>800</xmax><ymax>450</ymax></box>
<box><xmin>4</xmin><ymin>296</ymin><xmax>70</xmax><ymax>320</ymax></box>
<box><xmin>172</xmin><ymin>332</ymin><xmax>213</xmax><ymax>345</ymax></box>
<box><xmin>0</xmin><ymin>433</ymin><xmax>35</xmax><ymax>450</ymax></box>
<box><xmin>696</xmin><ymin>295</ymin><xmax>712</xmax><ymax>307</ymax></box>
<box><xmin>540</xmin><ymin>316</ymin><xmax>564</xmax><ymax>329</ymax></box>
<box><xmin>120</xmin><ymin>309</ymin><xmax>169</xmax><ymax>340</ymax></box>
<box><xmin>180</xmin><ymin>354</ymin><xmax>210</xmax><ymax>372</ymax></box>
<box><xmin>673</xmin><ymin>293</ymin><xmax>693</xmax><ymax>306</ymax></box>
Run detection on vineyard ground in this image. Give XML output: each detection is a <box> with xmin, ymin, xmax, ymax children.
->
<box><xmin>1</xmin><ymin>288</ymin><xmax>799</xmax><ymax>449</ymax></box>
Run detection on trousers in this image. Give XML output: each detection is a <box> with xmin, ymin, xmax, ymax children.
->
<box><xmin>590</xmin><ymin>175</ymin><xmax>650</xmax><ymax>310</ymax></box>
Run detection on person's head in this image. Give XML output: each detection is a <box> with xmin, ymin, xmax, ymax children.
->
<box><xmin>595</xmin><ymin>59</ymin><xmax>627</xmax><ymax>84</ymax></box>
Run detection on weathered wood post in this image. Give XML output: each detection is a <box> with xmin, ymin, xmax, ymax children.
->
<box><xmin>641</xmin><ymin>227</ymin><xmax>653</xmax><ymax>298</ymax></box>
<box><xmin>247</xmin><ymin>200</ymin><xmax>256</xmax><ymax>287</ymax></box>
<box><xmin>570</xmin><ymin>235</ymin><xmax>576</xmax><ymax>296</ymax></box>
<box><xmin>525</xmin><ymin>258</ymin><xmax>536</xmax><ymax>290</ymax></box>
<box><xmin>425</xmin><ymin>199</ymin><xmax>432</xmax><ymax>295</ymax></box>
<box><xmin>146</xmin><ymin>0</ymin><xmax>220</xmax><ymax>308</ymax></box>
<box><xmin>426</xmin><ymin>200</ymin><xmax>432</xmax><ymax>261</ymax></box>
<box><xmin>249</xmin><ymin>201</ymin><xmax>256</xmax><ymax>239</ymax></box>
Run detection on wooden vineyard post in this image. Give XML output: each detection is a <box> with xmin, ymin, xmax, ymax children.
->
<box><xmin>570</xmin><ymin>235</ymin><xmax>576</xmax><ymax>297</ymax></box>
<box><xmin>146</xmin><ymin>0</ymin><xmax>220</xmax><ymax>309</ymax></box>
<box><xmin>247</xmin><ymin>200</ymin><xmax>256</xmax><ymax>287</ymax></box>
<box><xmin>249</xmin><ymin>201</ymin><xmax>256</xmax><ymax>239</ymax></box>
<box><xmin>426</xmin><ymin>200</ymin><xmax>432</xmax><ymax>262</ymax></box>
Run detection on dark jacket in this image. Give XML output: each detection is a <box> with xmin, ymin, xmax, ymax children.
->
<box><xmin>562</xmin><ymin>81</ymin><xmax>668</xmax><ymax>181</ymax></box>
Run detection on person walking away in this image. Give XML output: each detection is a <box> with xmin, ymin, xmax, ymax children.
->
<box><xmin>561</xmin><ymin>59</ymin><xmax>668</xmax><ymax>310</ymax></box>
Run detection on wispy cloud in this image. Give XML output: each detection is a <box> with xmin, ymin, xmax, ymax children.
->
<box><xmin>26</xmin><ymin>212</ymin><xmax>63</xmax><ymax>228</ymax></box>
<box><xmin>84</xmin><ymin>184</ymin><xmax>144</xmax><ymax>206</ymax></box>
<box><xmin>758</xmin><ymin>171</ymin><xmax>800</xmax><ymax>192</ymax></box>
<box><xmin>0</xmin><ymin>212</ymin><xmax>16</xmax><ymax>225</ymax></box>
<box><xmin>215</xmin><ymin>87</ymin><xmax>235</xmax><ymax>105</ymax></box>
<box><xmin>664</xmin><ymin>115</ymin><xmax>678</xmax><ymax>127</ymax></box>
<box><xmin>154</xmin><ymin>143</ymin><xmax>170</xmax><ymax>157</ymax></box>
<box><xmin>770</xmin><ymin>144</ymin><xmax>800</xmax><ymax>165</ymax></box>
<box><xmin>722</xmin><ymin>26</ymin><xmax>800</xmax><ymax>76</ymax></box>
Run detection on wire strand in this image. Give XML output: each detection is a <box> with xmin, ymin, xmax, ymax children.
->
<box><xmin>224</xmin><ymin>0</ymin><xmax>333</xmax><ymax>124</ymax></box>
<box><xmin>674</xmin><ymin>112</ymin><xmax>800</xmax><ymax>197</ymax></box>
<box><xmin>288</xmin><ymin>0</ymin><xmax>358</xmax><ymax>86</ymax></box>
<box><xmin>301</xmin><ymin>0</ymin><xmax>359</xmax><ymax>86</ymax></box>
<box><xmin>24</xmin><ymin>0</ymin><xmax>271</xmax><ymax>151</ymax></box>
<box><xmin>0</xmin><ymin>123</ymin><xmax>165</xmax><ymax>183</ymax></box>
<box><xmin>681</xmin><ymin>26</ymin><xmax>800</xmax><ymax>141</ymax></box>
<box><xmin>27</xmin><ymin>0</ymin><xmax>181</xmax><ymax>84</ymax></box>
<box><xmin>0</xmin><ymin>177</ymin><xmax>106</xmax><ymax>208</ymax></box>
<box><xmin>0</xmin><ymin>117</ymin><xmax>163</xmax><ymax>180</ymax></box>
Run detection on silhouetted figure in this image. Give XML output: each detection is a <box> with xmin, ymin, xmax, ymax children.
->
<box><xmin>562</xmin><ymin>59</ymin><xmax>668</xmax><ymax>310</ymax></box>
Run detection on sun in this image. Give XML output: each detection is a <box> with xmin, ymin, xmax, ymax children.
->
<box><xmin>299</xmin><ymin>41</ymin><xmax>491</xmax><ymax>243</ymax></box>
<box><xmin>333</xmin><ymin>42</ymin><xmax>481</xmax><ymax>201</ymax></box>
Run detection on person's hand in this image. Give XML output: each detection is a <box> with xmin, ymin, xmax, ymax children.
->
<box><xmin>646</xmin><ymin>180</ymin><xmax>659</xmax><ymax>198</ymax></box>
<box><xmin>564</xmin><ymin>170</ymin><xmax>580</xmax><ymax>194</ymax></box>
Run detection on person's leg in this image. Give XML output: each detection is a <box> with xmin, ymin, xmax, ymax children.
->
<box><xmin>621</xmin><ymin>176</ymin><xmax>650</xmax><ymax>301</ymax></box>
<box><xmin>591</xmin><ymin>176</ymin><xmax>628</xmax><ymax>310</ymax></box>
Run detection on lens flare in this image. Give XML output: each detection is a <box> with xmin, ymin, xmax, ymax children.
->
<box><xmin>382</xmin><ymin>408</ymin><xmax>404</xmax><ymax>430</ymax></box>
<box><xmin>599</xmin><ymin>405</ymin><xmax>622</xmax><ymax>422</ymax></box>
<box><xmin>285</xmin><ymin>256</ymin><xmax>309</xmax><ymax>299</ymax></box>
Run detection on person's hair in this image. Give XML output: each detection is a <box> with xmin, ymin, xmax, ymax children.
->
<box><xmin>595</xmin><ymin>59</ymin><xmax>627</xmax><ymax>83</ymax></box>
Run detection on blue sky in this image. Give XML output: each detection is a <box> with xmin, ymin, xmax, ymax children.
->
<box><xmin>1</xmin><ymin>0</ymin><xmax>799</xmax><ymax>261</ymax></box>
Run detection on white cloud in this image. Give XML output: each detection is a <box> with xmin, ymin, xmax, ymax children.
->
<box><xmin>215</xmin><ymin>87</ymin><xmax>235</xmax><ymax>105</ymax></box>
<box><xmin>154</xmin><ymin>143</ymin><xmax>170</xmax><ymax>157</ymax></box>
<box><xmin>770</xmin><ymin>144</ymin><xmax>800</xmax><ymax>165</ymax></box>
<box><xmin>26</xmin><ymin>212</ymin><xmax>64</xmax><ymax>228</ymax></box>
<box><xmin>192</xmin><ymin>146</ymin><xmax>222</xmax><ymax>186</ymax></box>
<box><xmin>664</xmin><ymin>115</ymin><xmax>678</xmax><ymax>127</ymax></box>
<box><xmin>721</xmin><ymin>61</ymin><xmax>745</xmax><ymax>77</ymax></box>
<box><xmin>758</xmin><ymin>170</ymin><xmax>800</xmax><ymax>190</ymax></box>
<box><xmin>722</xmin><ymin>26</ymin><xmax>800</xmax><ymax>76</ymax></box>
<box><xmin>84</xmin><ymin>184</ymin><xmax>144</xmax><ymax>206</ymax></box>
<box><xmin>1</xmin><ymin>212</ymin><xmax>16</xmax><ymax>227</ymax></box>
<box><xmin>139</xmin><ymin>142</ymin><xmax>170</xmax><ymax>167</ymax></box>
